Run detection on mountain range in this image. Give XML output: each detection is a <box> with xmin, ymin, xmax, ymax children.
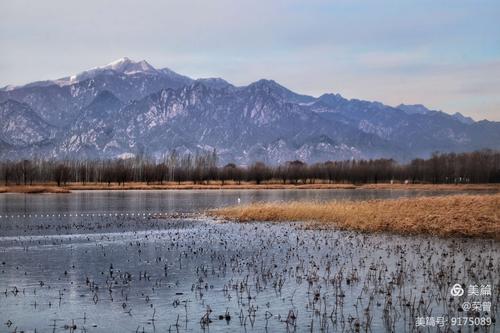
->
<box><xmin>1</xmin><ymin>57</ymin><xmax>499</xmax><ymax>164</ymax></box>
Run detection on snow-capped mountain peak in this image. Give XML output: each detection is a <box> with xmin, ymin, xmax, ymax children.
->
<box><xmin>103</xmin><ymin>57</ymin><xmax>157</xmax><ymax>74</ymax></box>
<box><xmin>106</xmin><ymin>57</ymin><xmax>133</xmax><ymax>68</ymax></box>
<box><xmin>54</xmin><ymin>58</ymin><xmax>158</xmax><ymax>86</ymax></box>
<box><xmin>1</xmin><ymin>58</ymin><xmax>192</xmax><ymax>92</ymax></box>
<box><xmin>0</xmin><ymin>58</ymin><xmax>497</xmax><ymax>163</ymax></box>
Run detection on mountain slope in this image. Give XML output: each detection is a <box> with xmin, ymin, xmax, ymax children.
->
<box><xmin>1</xmin><ymin>58</ymin><xmax>499</xmax><ymax>163</ymax></box>
<box><xmin>0</xmin><ymin>58</ymin><xmax>193</xmax><ymax>126</ymax></box>
<box><xmin>0</xmin><ymin>100</ymin><xmax>55</xmax><ymax>147</ymax></box>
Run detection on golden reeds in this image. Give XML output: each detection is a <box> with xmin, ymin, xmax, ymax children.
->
<box><xmin>210</xmin><ymin>194</ymin><xmax>500</xmax><ymax>239</ymax></box>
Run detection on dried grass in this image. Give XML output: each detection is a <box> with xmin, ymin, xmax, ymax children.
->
<box><xmin>0</xmin><ymin>186</ymin><xmax>71</xmax><ymax>194</ymax></box>
<box><xmin>63</xmin><ymin>182</ymin><xmax>357</xmax><ymax>190</ymax></box>
<box><xmin>0</xmin><ymin>182</ymin><xmax>498</xmax><ymax>193</ymax></box>
<box><xmin>359</xmin><ymin>183</ymin><xmax>500</xmax><ymax>191</ymax></box>
<box><xmin>210</xmin><ymin>194</ymin><xmax>500</xmax><ymax>239</ymax></box>
<box><xmin>19</xmin><ymin>182</ymin><xmax>500</xmax><ymax>191</ymax></box>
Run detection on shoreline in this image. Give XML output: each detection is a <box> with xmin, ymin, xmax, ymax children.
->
<box><xmin>0</xmin><ymin>186</ymin><xmax>71</xmax><ymax>194</ymax></box>
<box><xmin>0</xmin><ymin>182</ymin><xmax>499</xmax><ymax>194</ymax></box>
<box><xmin>209</xmin><ymin>194</ymin><xmax>500</xmax><ymax>240</ymax></box>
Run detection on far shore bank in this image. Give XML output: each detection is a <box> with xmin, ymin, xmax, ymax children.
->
<box><xmin>0</xmin><ymin>182</ymin><xmax>499</xmax><ymax>194</ymax></box>
<box><xmin>210</xmin><ymin>194</ymin><xmax>500</xmax><ymax>240</ymax></box>
<box><xmin>0</xmin><ymin>186</ymin><xmax>71</xmax><ymax>194</ymax></box>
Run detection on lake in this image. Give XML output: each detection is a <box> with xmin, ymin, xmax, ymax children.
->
<box><xmin>0</xmin><ymin>189</ymin><xmax>498</xmax><ymax>332</ymax></box>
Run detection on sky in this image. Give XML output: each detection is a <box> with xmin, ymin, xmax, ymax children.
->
<box><xmin>1</xmin><ymin>0</ymin><xmax>499</xmax><ymax>120</ymax></box>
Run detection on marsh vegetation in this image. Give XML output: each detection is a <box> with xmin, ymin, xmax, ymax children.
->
<box><xmin>211</xmin><ymin>194</ymin><xmax>500</xmax><ymax>239</ymax></box>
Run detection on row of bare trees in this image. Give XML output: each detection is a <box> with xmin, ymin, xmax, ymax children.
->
<box><xmin>1</xmin><ymin>150</ymin><xmax>499</xmax><ymax>186</ymax></box>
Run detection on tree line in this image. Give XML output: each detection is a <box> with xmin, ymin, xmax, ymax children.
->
<box><xmin>1</xmin><ymin>150</ymin><xmax>499</xmax><ymax>186</ymax></box>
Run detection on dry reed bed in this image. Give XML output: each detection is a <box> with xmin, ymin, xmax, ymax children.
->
<box><xmin>0</xmin><ymin>186</ymin><xmax>70</xmax><ymax>194</ymax></box>
<box><xmin>0</xmin><ymin>182</ymin><xmax>499</xmax><ymax>193</ymax></box>
<box><xmin>40</xmin><ymin>182</ymin><xmax>500</xmax><ymax>191</ymax></box>
<box><xmin>359</xmin><ymin>183</ymin><xmax>500</xmax><ymax>191</ymax></box>
<box><xmin>64</xmin><ymin>182</ymin><xmax>357</xmax><ymax>190</ymax></box>
<box><xmin>210</xmin><ymin>194</ymin><xmax>500</xmax><ymax>239</ymax></box>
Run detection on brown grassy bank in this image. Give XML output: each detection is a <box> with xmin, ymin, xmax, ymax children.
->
<box><xmin>64</xmin><ymin>182</ymin><xmax>357</xmax><ymax>191</ymax></box>
<box><xmin>67</xmin><ymin>182</ymin><xmax>499</xmax><ymax>191</ymax></box>
<box><xmin>0</xmin><ymin>182</ymin><xmax>499</xmax><ymax>193</ymax></box>
<box><xmin>0</xmin><ymin>186</ymin><xmax>71</xmax><ymax>194</ymax></box>
<box><xmin>210</xmin><ymin>194</ymin><xmax>500</xmax><ymax>239</ymax></box>
<box><xmin>358</xmin><ymin>183</ymin><xmax>500</xmax><ymax>191</ymax></box>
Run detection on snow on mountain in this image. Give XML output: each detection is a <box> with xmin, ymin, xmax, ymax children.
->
<box><xmin>0</xmin><ymin>100</ymin><xmax>55</xmax><ymax>147</ymax></box>
<box><xmin>397</xmin><ymin>104</ymin><xmax>476</xmax><ymax>125</ymax></box>
<box><xmin>55</xmin><ymin>57</ymin><xmax>162</xmax><ymax>86</ymax></box>
<box><xmin>451</xmin><ymin>112</ymin><xmax>475</xmax><ymax>125</ymax></box>
<box><xmin>0</xmin><ymin>58</ymin><xmax>498</xmax><ymax>163</ymax></box>
<box><xmin>0</xmin><ymin>58</ymin><xmax>194</xmax><ymax>126</ymax></box>
<box><xmin>396</xmin><ymin>104</ymin><xmax>431</xmax><ymax>115</ymax></box>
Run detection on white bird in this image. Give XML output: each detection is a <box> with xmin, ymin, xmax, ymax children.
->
<box><xmin>237</xmin><ymin>197</ymin><xmax>241</xmax><ymax>204</ymax></box>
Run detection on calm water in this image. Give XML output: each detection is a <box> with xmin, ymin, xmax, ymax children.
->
<box><xmin>0</xmin><ymin>189</ymin><xmax>498</xmax><ymax>332</ymax></box>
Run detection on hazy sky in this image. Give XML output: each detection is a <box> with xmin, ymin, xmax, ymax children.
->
<box><xmin>1</xmin><ymin>0</ymin><xmax>499</xmax><ymax>120</ymax></box>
